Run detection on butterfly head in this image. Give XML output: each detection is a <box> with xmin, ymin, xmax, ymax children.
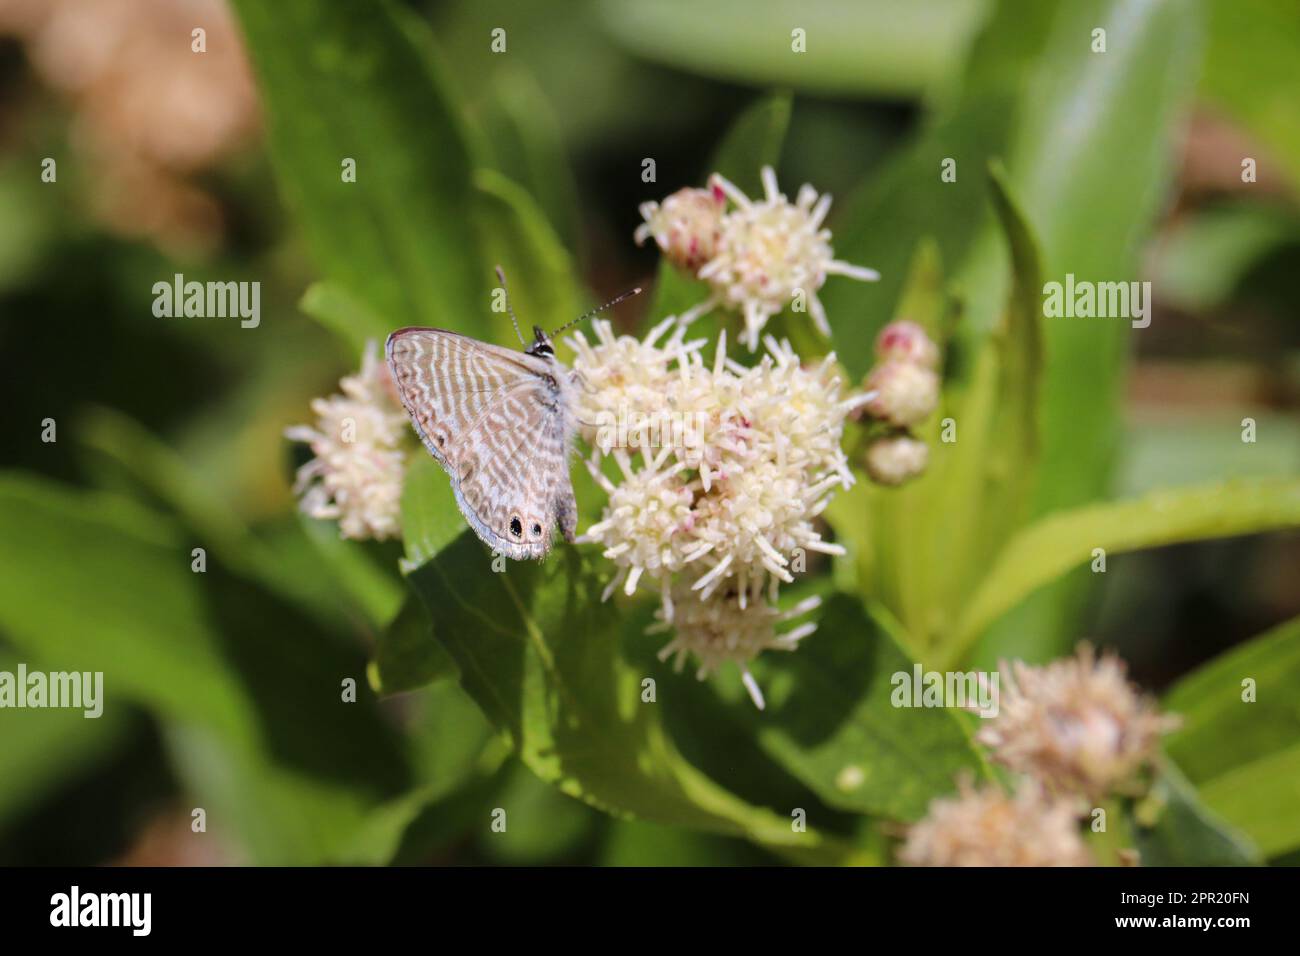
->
<box><xmin>526</xmin><ymin>326</ymin><xmax>554</xmax><ymax>358</ymax></box>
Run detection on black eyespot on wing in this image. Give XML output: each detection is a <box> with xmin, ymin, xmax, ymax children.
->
<box><xmin>531</xmin><ymin>523</ymin><xmax>542</xmax><ymax>537</ymax></box>
<box><xmin>510</xmin><ymin>516</ymin><xmax>523</xmax><ymax>538</ymax></box>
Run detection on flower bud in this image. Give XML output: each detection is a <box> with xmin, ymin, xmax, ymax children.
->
<box><xmin>900</xmin><ymin>779</ymin><xmax>1092</xmax><ymax>867</ymax></box>
<box><xmin>634</xmin><ymin>185</ymin><xmax>725</xmax><ymax>273</ymax></box>
<box><xmin>977</xmin><ymin>645</ymin><xmax>1179</xmax><ymax>798</ymax></box>
<box><xmin>864</xmin><ymin>361</ymin><xmax>939</xmax><ymax>427</ymax></box>
<box><xmin>875</xmin><ymin>320</ymin><xmax>939</xmax><ymax>369</ymax></box>
<box><xmin>864</xmin><ymin>433</ymin><xmax>929</xmax><ymax>486</ymax></box>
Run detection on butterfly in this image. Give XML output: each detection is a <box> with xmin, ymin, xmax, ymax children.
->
<box><xmin>386</xmin><ymin>269</ymin><xmax>640</xmax><ymax>560</ymax></box>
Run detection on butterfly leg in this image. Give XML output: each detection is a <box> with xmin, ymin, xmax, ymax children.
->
<box><xmin>554</xmin><ymin>484</ymin><xmax>579</xmax><ymax>543</ymax></box>
<box><xmin>571</xmin><ymin>367</ymin><xmax>597</xmax><ymax>394</ymax></box>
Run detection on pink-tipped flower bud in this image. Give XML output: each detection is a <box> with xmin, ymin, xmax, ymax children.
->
<box><xmin>864</xmin><ymin>433</ymin><xmax>929</xmax><ymax>486</ymax></box>
<box><xmin>864</xmin><ymin>361</ymin><xmax>939</xmax><ymax>427</ymax></box>
<box><xmin>634</xmin><ymin>185</ymin><xmax>726</xmax><ymax>273</ymax></box>
<box><xmin>875</xmin><ymin>320</ymin><xmax>939</xmax><ymax>369</ymax></box>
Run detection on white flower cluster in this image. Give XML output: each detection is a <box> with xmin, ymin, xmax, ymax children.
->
<box><xmin>636</xmin><ymin>167</ymin><xmax>878</xmax><ymax>350</ymax></box>
<box><xmin>285</xmin><ymin>342</ymin><xmax>411</xmax><ymax>541</ymax></box>
<box><xmin>567</xmin><ymin>317</ymin><xmax>871</xmax><ymax>709</ymax></box>
<box><xmin>901</xmin><ymin>645</ymin><xmax>1178</xmax><ymax>866</ymax></box>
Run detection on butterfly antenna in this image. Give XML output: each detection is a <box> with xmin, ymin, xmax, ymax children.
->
<box><xmin>496</xmin><ymin>265</ymin><xmax>526</xmax><ymax>347</ymax></box>
<box><xmin>549</xmin><ymin>285</ymin><xmax>643</xmax><ymax>338</ymax></box>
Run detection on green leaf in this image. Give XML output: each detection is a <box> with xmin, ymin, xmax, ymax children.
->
<box><xmin>617</xmin><ymin>597</ymin><xmax>869</xmax><ymax>832</ymax></box>
<box><xmin>971</xmin><ymin>0</ymin><xmax>1206</xmax><ymax>665</ymax></box>
<box><xmin>741</xmin><ymin>596</ymin><xmax>991</xmax><ymax>821</ymax></box>
<box><xmin>820</xmin><ymin>0</ymin><xmax>1052</xmax><ymax>379</ymax></box>
<box><xmin>1199</xmin><ymin>0</ymin><xmax>1300</xmax><ymax>190</ymax></box>
<box><xmin>1196</xmin><ymin>744</ymin><xmax>1300</xmax><ymax>859</ymax></box>
<box><xmin>341</xmin><ymin>679</ymin><xmax>501</xmax><ymax>864</ymax></box>
<box><xmin>76</xmin><ymin>404</ymin><xmax>402</xmax><ymax>630</ymax></box>
<box><xmin>709</xmin><ymin>91</ymin><xmax>792</xmax><ymax>197</ymax></box>
<box><xmin>367</xmin><ymin>592</ymin><xmax>457</xmax><ymax>697</ymax></box>
<box><xmin>1118</xmin><ymin>412</ymin><xmax>1300</xmax><ymax>496</ymax></box>
<box><xmin>1007</xmin><ymin>0</ymin><xmax>1204</xmax><ymax>512</ymax></box>
<box><xmin>1163</xmin><ymin>614</ymin><xmax>1300</xmax><ymax>785</ymax></box>
<box><xmin>598</xmin><ymin>0</ymin><xmax>985</xmax><ymax>98</ymax></box>
<box><xmin>480</xmin><ymin>65</ymin><xmax>582</xmax><ymax>252</ymax></box>
<box><xmin>477</xmin><ymin>761</ymin><xmax>601</xmax><ymax>863</ymax></box>
<box><xmin>950</xmin><ymin>478</ymin><xmax>1300</xmax><ymax>664</ymax></box>
<box><xmin>981</xmin><ymin>162</ymin><xmax>1044</xmax><ymax>509</ymax></box>
<box><xmin>825</xmin><ymin>245</ymin><xmax>952</xmax><ymax>645</ymax></box>
<box><xmin>298</xmin><ymin>282</ymin><xmax>389</xmax><ymax>351</ymax></box>
<box><xmin>0</xmin><ymin>475</ymin><xmax>254</xmax><ymax>736</ymax></box>
<box><xmin>289</xmin><ymin>513</ymin><xmax>406</xmax><ymax>628</ymax></box>
<box><xmin>821</xmin><ymin>0</ymin><xmax>1204</xmax><ymax>665</ymax></box>
<box><xmin>405</xmin><ymin>534</ymin><xmax>862</xmax><ymax>863</ymax></box>
<box><xmin>0</xmin><ymin>474</ymin><xmax>408</xmax><ymax>864</ymax></box>
<box><xmin>471</xmin><ymin>168</ymin><xmax>584</xmax><ymax>336</ymax></box>
<box><xmin>1130</xmin><ymin>762</ymin><xmax>1260</xmax><ymax>866</ymax></box>
<box><xmin>925</xmin><ymin>166</ymin><xmax>1046</xmax><ymax>645</ymax></box>
<box><xmin>888</xmin><ymin>237</ymin><xmax>951</xmax><ymax>346</ymax></box>
<box><xmin>0</xmin><ymin>650</ymin><xmax>132</xmax><ymax>826</ymax></box>
<box><xmin>1159</xmin><ymin>614</ymin><xmax>1300</xmax><ymax>857</ymax></box>
<box><xmin>399</xmin><ymin>455</ymin><xmax>467</xmax><ymax>570</ymax></box>
<box><xmin>831</xmin><ymin>172</ymin><xmax>1046</xmax><ymax>659</ymax></box>
<box><xmin>230</xmin><ymin>0</ymin><xmax>484</xmax><ymax>350</ymax></box>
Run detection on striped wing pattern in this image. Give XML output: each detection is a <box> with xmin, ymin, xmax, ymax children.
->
<box><xmin>386</xmin><ymin>328</ymin><xmax>577</xmax><ymax>560</ymax></box>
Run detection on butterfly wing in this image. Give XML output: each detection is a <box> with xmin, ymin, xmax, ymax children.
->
<box><xmin>386</xmin><ymin>328</ymin><xmax>576</xmax><ymax>560</ymax></box>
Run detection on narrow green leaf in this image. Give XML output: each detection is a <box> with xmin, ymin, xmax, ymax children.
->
<box><xmin>230</xmin><ymin>0</ymin><xmax>484</xmax><ymax>349</ymax></box>
<box><xmin>598</xmin><ymin>0</ymin><xmax>984</xmax><ymax>98</ymax></box>
<box><xmin>1130</xmin><ymin>762</ymin><xmax>1261</xmax><ymax>866</ymax></box>
<box><xmin>1009</xmin><ymin>0</ymin><xmax>1205</xmax><ymax>519</ymax></box>
<box><xmin>709</xmin><ymin>91</ymin><xmax>792</xmax><ymax>196</ymax></box>
<box><xmin>1163</xmin><ymin>615</ymin><xmax>1300</xmax><ymax>784</ymax></box>
<box><xmin>971</xmin><ymin>0</ymin><xmax>1207</xmax><ymax>666</ymax></box>
<box><xmin>821</xmin><ymin>0</ymin><xmax>1204</xmax><ymax>664</ymax></box>
<box><xmin>826</xmin><ymin>245</ymin><xmax>952</xmax><ymax>645</ymax></box>
<box><xmin>471</xmin><ymin>168</ymin><xmax>584</xmax><ymax>336</ymax></box>
<box><xmin>982</xmin><ymin>161</ymin><xmax>1044</xmax><ymax>501</ymax></box>
<box><xmin>888</xmin><ymin>237</ymin><xmax>950</xmax><ymax>346</ymax></box>
<box><xmin>481</xmin><ymin>65</ymin><xmax>583</xmax><ymax>251</ymax></box>
<box><xmin>1196</xmin><ymin>745</ymin><xmax>1300</xmax><ymax>859</ymax></box>
<box><xmin>952</xmin><ymin>479</ymin><xmax>1300</xmax><ymax>662</ymax></box>
<box><xmin>298</xmin><ymin>282</ymin><xmax>389</xmax><ymax>350</ymax></box>
<box><xmin>925</xmin><ymin>165</ymin><xmax>1046</xmax><ymax>640</ymax></box>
